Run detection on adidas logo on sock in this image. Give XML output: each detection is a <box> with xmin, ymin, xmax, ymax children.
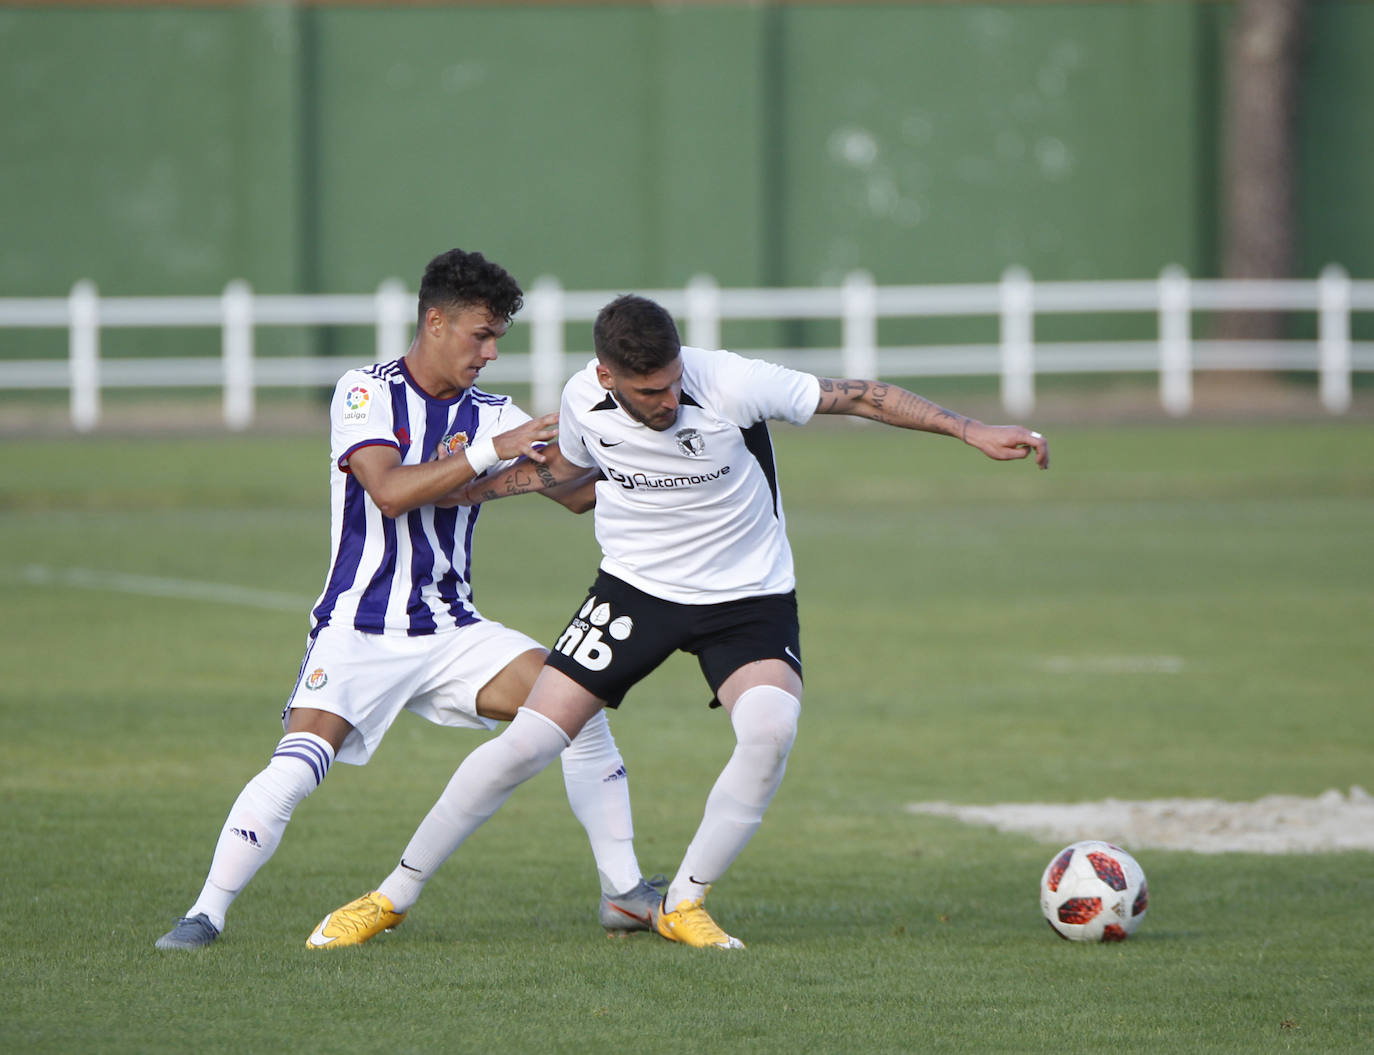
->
<box><xmin>231</xmin><ymin>827</ymin><xmax>261</xmax><ymax>847</ymax></box>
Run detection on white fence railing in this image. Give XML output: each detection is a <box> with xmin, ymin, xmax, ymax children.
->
<box><xmin>2</xmin><ymin>267</ymin><xmax>1371</xmax><ymax>431</ymax></box>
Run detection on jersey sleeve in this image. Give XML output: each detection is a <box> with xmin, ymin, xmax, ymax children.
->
<box><xmin>691</xmin><ymin>347</ymin><xmax>821</xmax><ymax>427</ymax></box>
<box><xmin>556</xmin><ymin>373</ymin><xmax>597</xmax><ymax>469</ymax></box>
<box><xmin>481</xmin><ymin>400</ymin><xmax>533</xmax><ymax>473</ymax></box>
<box><xmin>331</xmin><ymin>372</ymin><xmax>398</xmax><ymax>472</ymax></box>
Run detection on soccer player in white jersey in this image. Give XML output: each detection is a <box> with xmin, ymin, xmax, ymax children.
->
<box><xmin>313</xmin><ymin>292</ymin><xmax>1049</xmax><ymax>949</ymax></box>
<box><xmin>155</xmin><ymin>251</ymin><xmax>662</xmax><ymax>950</ymax></box>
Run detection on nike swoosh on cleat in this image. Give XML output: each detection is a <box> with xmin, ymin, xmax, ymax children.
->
<box><xmin>307</xmin><ymin>917</ymin><xmax>338</xmax><ymax>946</ymax></box>
<box><xmin>605</xmin><ymin>902</ymin><xmax>652</xmax><ymax>924</ymax></box>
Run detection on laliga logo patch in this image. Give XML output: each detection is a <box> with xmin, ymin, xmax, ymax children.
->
<box><xmin>675</xmin><ymin>427</ymin><xmax>706</xmax><ymax>457</ymax></box>
<box><xmin>438</xmin><ymin>431</ymin><xmax>470</xmax><ymax>458</ymax></box>
<box><xmin>305</xmin><ymin>668</ymin><xmax>328</xmax><ymax>691</ymax></box>
<box><xmin>554</xmin><ymin>595</ymin><xmax>634</xmax><ymax>671</ymax></box>
<box><xmin>343</xmin><ymin>385</ymin><xmax>371</xmax><ymax>424</ymax></box>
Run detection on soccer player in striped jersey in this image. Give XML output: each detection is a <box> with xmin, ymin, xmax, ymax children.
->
<box><xmin>314</xmin><ymin>292</ymin><xmax>1049</xmax><ymax>950</ymax></box>
<box><xmin>156</xmin><ymin>250</ymin><xmax>659</xmax><ymax>950</ymax></box>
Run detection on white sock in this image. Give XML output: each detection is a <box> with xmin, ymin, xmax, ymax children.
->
<box><xmin>666</xmin><ymin>685</ymin><xmax>801</xmax><ymax>908</ymax></box>
<box><xmin>560</xmin><ymin>709</ymin><xmax>642</xmax><ymax>896</ymax></box>
<box><xmin>379</xmin><ymin>707</ymin><xmax>570</xmax><ymax>913</ymax></box>
<box><xmin>186</xmin><ymin>732</ymin><xmax>334</xmax><ymax>931</ymax></box>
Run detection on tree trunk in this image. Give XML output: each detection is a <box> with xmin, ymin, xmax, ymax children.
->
<box><xmin>1219</xmin><ymin>0</ymin><xmax>1307</xmax><ymax>340</ymax></box>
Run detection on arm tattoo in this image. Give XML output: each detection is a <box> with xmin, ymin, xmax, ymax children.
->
<box><xmin>502</xmin><ymin>467</ymin><xmax>535</xmax><ymax>496</ymax></box>
<box><xmin>817</xmin><ymin>377</ymin><xmax>873</xmax><ymax>414</ymax></box>
<box><xmin>535</xmin><ymin>462</ymin><xmax>559</xmax><ymax>490</ymax></box>
<box><xmin>474</xmin><ymin>460</ymin><xmax>570</xmax><ymax>502</ymax></box>
<box><xmin>822</xmin><ymin>376</ymin><xmax>969</xmax><ymax>436</ymax></box>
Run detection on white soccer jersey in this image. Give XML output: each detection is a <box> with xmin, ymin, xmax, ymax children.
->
<box><xmin>309</xmin><ymin>359</ymin><xmax>530</xmax><ymax>636</ymax></box>
<box><xmin>559</xmin><ymin>346</ymin><xmax>820</xmax><ymax>604</ymax></box>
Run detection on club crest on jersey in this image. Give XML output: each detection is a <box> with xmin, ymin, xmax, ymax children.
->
<box><xmin>343</xmin><ymin>386</ymin><xmax>371</xmax><ymax>423</ymax></box>
<box><xmin>438</xmin><ymin>431</ymin><xmax>470</xmax><ymax>458</ymax></box>
<box><xmin>554</xmin><ymin>595</ymin><xmax>635</xmax><ymax>672</ymax></box>
<box><xmin>305</xmin><ymin>668</ymin><xmax>328</xmax><ymax>691</ymax></box>
<box><xmin>675</xmin><ymin>427</ymin><xmax>706</xmax><ymax>457</ymax></box>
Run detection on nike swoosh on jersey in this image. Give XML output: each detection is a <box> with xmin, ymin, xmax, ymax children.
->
<box><xmin>598</xmin><ymin>438</ymin><xmax>624</xmax><ymax>447</ymax></box>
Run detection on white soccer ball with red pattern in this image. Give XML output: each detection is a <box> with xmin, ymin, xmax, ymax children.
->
<box><xmin>1039</xmin><ymin>840</ymin><xmax>1148</xmax><ymax>942</ymax></box>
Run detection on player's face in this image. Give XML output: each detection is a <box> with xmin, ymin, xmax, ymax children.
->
<box><xmin>599</xmin><ymin>357</ymin><xmax>684</xmax><ymax>431</ymax></box>
<box><xmin>431</xmin><ymin>304</ymin><xmax>509</xmax><ymax>391</ymax></box>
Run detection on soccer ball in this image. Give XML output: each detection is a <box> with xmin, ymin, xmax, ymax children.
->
<box><xmin>1039</xmin><ymin>840</ymin><xmax>1148</xmax><ymax>942</ymax></box>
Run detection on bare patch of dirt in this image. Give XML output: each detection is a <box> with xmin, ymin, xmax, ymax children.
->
<box><xmin>907</xmin><ymin>787</ymin><xmax>1374</xmax><ymax>853</ymax></box>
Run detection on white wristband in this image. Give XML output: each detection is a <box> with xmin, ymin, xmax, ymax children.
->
<box><xmin>464</xmin><ymin>436</ymin><xmax>499</xmax><ymax>476</ymax></box>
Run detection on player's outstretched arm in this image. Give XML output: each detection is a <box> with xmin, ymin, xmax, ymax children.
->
<box><xmin>357</xmin><ymin>412</ymin><xmax>561</xmax><ymax>518</ymax></box>
<box><xmin>447</xmin><ymin>443</ymin><xmax>598</xmax><ymax>509</ymax></box>
<box><xmin>814</xmin><ymin>377</ymin><xmax>1049</xmax><ymax>469</ymax></box>
<box><xmin>539</xmin><ymin>466</ymin><xmax>604</xmax><ymax>514</ymax></box>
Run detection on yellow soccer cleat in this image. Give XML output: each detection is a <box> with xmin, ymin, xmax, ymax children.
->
<box><xmin>306</xmin><ymin>891</ymin><xmax>405</xmax><ymax>949</ymax></box>
<box><xmin>653</xmin><ymin>887</ymin><xmax>745</xmax><ymax>950</ymax></box>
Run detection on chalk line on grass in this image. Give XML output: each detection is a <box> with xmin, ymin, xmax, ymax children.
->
<box><xmin>19</xmin><ymin>564</ymin><xmax>312</xmax><ymax>613</ymax></box>
<box><xmin>1040</xmin><ymin>655</ymin><xmax>1185</xmax><ymax>674</ymax></box>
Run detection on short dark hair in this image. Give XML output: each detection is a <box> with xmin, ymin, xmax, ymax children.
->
<box><xmin>593</xmin><ymin>294</ymin><xmax>682</xmax><ymax>374</ymax></box>
<box><xmin>417</xmin><ymin>248</ymin><xmax>524</xmax><ymax>329</ymax></box>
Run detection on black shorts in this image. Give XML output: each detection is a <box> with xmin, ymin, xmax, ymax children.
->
<box><xmin>544</xmin><ymin>571</ymin><xmax>802</xmax><ymax>708</ymax></box>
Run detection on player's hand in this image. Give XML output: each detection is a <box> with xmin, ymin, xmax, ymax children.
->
<box><xmin>495</xmin><ymin>412</ymin><xmax>560</xmax><ymax>464</ymax></box>
<box><xmin>964</xmin><ymin>422</ymin><xmax>1049</xmax><ymax>469</ymax></box>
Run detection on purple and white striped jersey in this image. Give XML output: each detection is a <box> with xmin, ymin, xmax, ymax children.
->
<box><xmin>309</xmin><ymin>358</ymin><xmax>530</xmax><ymax>637</ymax></box>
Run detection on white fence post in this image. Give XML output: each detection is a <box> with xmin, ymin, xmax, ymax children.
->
<box><xmin>1158</xmin><ymin>265</ymin><xmax>1192</xmax><ymax>417</ymax></box>
<box><xmin>685</xmin><ymin>273</ymin><xmax>720</xmax><ymax>351</ymax></box>
<box><xmin>69</xmin><ymin>280</ymin><xmax>100</xmax><ymax>432</ymax></box>
<box><xmin>375</xmin><ymin>278</ymin><xmax>410</xmax><ymax>365</ymax></box>
<box><xmin>999</xmin><ymin>267</ymin><xmax>1034</xmax><ymax>417</ymax></box>
<box><xmin>529</xmin><ymin>276</ymin><xmax>564</xmax><ymax>415</ymax></box>
<box><xmin>1318</xmin><ymin>264</ymin><xmax>1352</xmax><ymax>414</ymax></box>
<box><xmin>222</xmin><ymin>280</ymin><xmax>254</xmax><ymax>430</ymax></box>
<box><xmin>841</xmin><ymin>270</ymin><xmax>878</xmax><ymax>380</ymax></box>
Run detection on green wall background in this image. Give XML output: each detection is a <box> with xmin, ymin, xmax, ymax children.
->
<box><xmin>2</xmin><ymin>1</ymin><xmax>1370</xmax><ymax>357</ymax></box>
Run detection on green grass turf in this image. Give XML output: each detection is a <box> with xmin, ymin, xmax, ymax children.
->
<box><xmin>1</xmin><ymin>420</ymin><xmax>1372</xmax><ymax>1053</ymax></box>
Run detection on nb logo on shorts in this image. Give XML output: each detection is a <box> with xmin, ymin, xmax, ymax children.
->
<box><xmin>554</xmin><ymin>595</ymin><xmax>634</xmax><ymax>671</ymax></box>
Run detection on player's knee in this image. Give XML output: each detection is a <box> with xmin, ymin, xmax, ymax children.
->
<box><xmin>730</xmin><ymin>685</ymin><xmax>801</xmax><ymax>755</ymax></box>
<box><xmin>498</xmin><ymin>707</ymin><xmax>571</xmax><ymax>779</ymax></box>
<box><xmin>560</xmin><ymin>707</ymin><xmax>616</xmax><ymax>763</ymax></box>
<box><xmin>259</xmin><ymin>732</ymin><xmax>335</xmax><ymax>816</ymax></box>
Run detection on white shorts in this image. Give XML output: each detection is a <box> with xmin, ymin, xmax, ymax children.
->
<box><xmin>283</xmin><ymin>620</ymin><xmax>542</xmax><ymax>765</ymax></box>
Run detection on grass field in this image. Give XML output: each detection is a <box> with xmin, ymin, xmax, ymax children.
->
<box><xmin>2</xmin><ymin>419</ymin><xmax>1372</xmax><ymax>1053</ymax></box>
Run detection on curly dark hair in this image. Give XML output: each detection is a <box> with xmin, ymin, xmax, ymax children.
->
<box><xmin>593</xmin><ymin>294</ymin><xmax>682</xmax><ymax>374</ymax></box>
<box><xmin>416</xmin><ymin>248</ymin><xmax>524</xmax><ymax>329</ymax></box>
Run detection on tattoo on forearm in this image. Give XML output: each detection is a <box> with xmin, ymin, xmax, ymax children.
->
<box><xmin>823</xmin><ymin>376</ymin><xmax>969</xmax><ymax>436</ymax></box>
<box><xmin>535</xmin><ymin>462</ymin><xmax>558</xmax><ymax>490</ymax></box>
<box><xmin>503</xmin><ymin>468</ymin><xmax>534</xmax><ymax>496</ymax></box>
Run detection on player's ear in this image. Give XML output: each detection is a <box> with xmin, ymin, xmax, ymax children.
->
<box><xmin>426</xmin><ymin>306</ymin><xmax>446</xmax><ymax>336</ymax></box>
<box><xmin>594</xmin><ymin>363</ymin><xmax>616</xmax><ymax>390</ymax></box>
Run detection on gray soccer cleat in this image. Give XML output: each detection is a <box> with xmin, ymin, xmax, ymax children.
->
<box><xmin>155</xmin><ymin>912</ymin><xmax>220</xmax><ymax>950</ymax></box>
<box><xmin>599</xmin><ymin>875</ymin><xmax>668</xmax><ymax>935</ymax></box>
